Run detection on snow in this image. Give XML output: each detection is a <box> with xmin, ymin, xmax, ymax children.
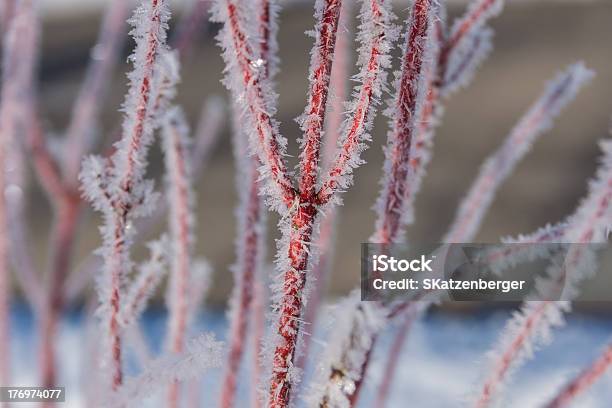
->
<box><xmin>8</xmin><ymin>304</ymin><xmax>612</xmax><ymax>407</ymax></box>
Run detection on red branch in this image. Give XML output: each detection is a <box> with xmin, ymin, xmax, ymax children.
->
<box><xmin>439</xmin><ymin>0</ymin><xmax>500</xmax><ymax>68</ymax></box>
<box><xmin>298</xmin><ymin>0</ymin><xmax>352</xmax><ymax>372</ymax></box>
<box><xmin>220</xmin><ymin>162</ymin><xmax>264</xmax><ymax>408</ymax></box>
<box><xmin>317</xmin><ymin>0</ymin><xmax>391</xmax><ymax>204</ymax></box>
<box><xmin>298</xmin><ymin>0</ymin><xmax>342</xmax><ymax>200</ymax></box>
<box><xmin>268</xmin><ymin>0</ymin><xmax>345</xmax><ymax>403</ymax></box>
<box><xmin>220</xmin><ymin>1</ymin><xmax>274</xmax><ymax>404</ymax></box>
<box><xmin>372</xmin><ymin>0</ymin><xmax>434</xmax><ymax>244</ymax></box>
<box><xmin>164</xmin><ymin>114</ymin><xmax>193</xmax><ymax>408</ymax></box>
<box><xmin>105</xmin><ymin>0</ymin><xmax>167</xmax><ymax>390</ymax></box>
<box><xmin>476</xmin><ymin>301</ymin><xmax>550</xmax><ymax>408</ymax></box>
<box><xmin>225</xmin><ymin>0</ymin><xmax>296</xmax><ymax>206</ymax></box>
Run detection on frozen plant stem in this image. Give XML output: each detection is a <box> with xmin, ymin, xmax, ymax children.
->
<box><xmin>444</xmin><ymin>63</ymin><xmax>594</xmax><ymax>243</ymax></box>
<box><xmin>214</xmin><ymin>0</ymin><xmax>398</xmax><ymax>403</ymax></box>
<box><xmin>220</xmin><ymin>115</ymin><xmax>266</xmax><ymax>408</ymax></box>
<box><xmin>315</xmin><ymin>1</ymin><xmax>436</xmax><ymax>406</ymax></box>
<box><xmin>474</xmin><ymin>137</ymin><xmax>612</xmax><ymax>407</ymax></box>
<box><xmin>545</xmin><ymin>341</ymin><xmax>612</xmax><ymax>408</ymax></box>
<box><xmin>163</xmin><ymin>108</ymin><xmax>196</xmax><ymax>408</ymax></box>
<box><xmin>80</xmin><ymin>0</ymin><xmax>172</xmax><ymax>390</ymax></box>
<box><xmin>220</xmin><ymin>1</ymin><xmax>276</xmax><ymax>405</ymax></box>
<box><xmin>372</xmin><ymin>0</ymin><xmax>437</xmax><ymax>245</ymax></box>
<box><xmin>299</xmin><ymin>0</ymin><xmax>353</xmax><ymax>373</ymax></box>
<box><xmin>0</xmin><ymin>0</ymin><xmax>41</xmax><ymax>390</ymax></box>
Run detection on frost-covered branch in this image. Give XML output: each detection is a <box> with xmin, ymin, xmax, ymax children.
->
<box><xmin>111</xmin><ymin>334</ymin><xmax>223</xmax><ymax>407</ymax></box>
<box><xmin>162</xmin><ymin>107</ymin><xmax>198</xmax><ymax>408</ymax></box>
<box><xmin>474</xmin><ymin>138</ymin><xmax>612</xmax><ymax>407</ymax></box>
<box><xmin>80</xmin><ymin>0</ymin><xmax>174</xmax><ymax>390</ymax></box>
<box><xmin>444</xmin><ymin>63</ymin><xmax>593</xmax><ymax>243</ymax></box>
<box><xmin>65</xmin><ymin>95</ymin><xmax>223</xmax><ymax>305</ymax></box>
<box><xmin>299</xmin><ymin>0</ymin><xmax>354</xmax><ymax>373</ymax></box>
<box><xmin>0</xmin><ymin>0</ymin><xmax>42</xmax><ymax>387</ymax></box>
<box><xmin>220</xmin><ymin>2</ymin><xmax>276</xmax><ymax>403</ymax></box>
<box><xmin>440</xmin><ymin>0</ymin><xmax>503</xmax><ymax>70</ymax></box>
<box><xmin>220</xmin><ymin>105</ymin><xmax>268</xmax><ymax>408</ymax></box>
<box><xmin>479</xmin><ymin>223</ymin><xmax>567</xmax><ymax>275</ymax></box>
<box><xmin>119</xmin><ymin>238</ymin><xmax>168</xmax><ymax>328</ymax></box>
<box><xmin>371</xmin><ymin>0</ymin><xmax>438</xmax><ymax>244</ymax></box>
<box><xmin>306</xmin><ymin>292</ymin><xmax>387</xmax><ymax>408</ymax></box>
<box><xmin>544</xmin><ymin>341</ymin><xmax>612</xmax><ymax>408</ymax></box>
<box><xmin>313</xmin><ymin>2</ymin><xmax>436</xmax><ymax>405</ymax></box>
<box><xmin>212</xmin><ymin>0</ymin><xmax>296</xmax><ymax>210</ymax></box>
<box><xmin>297</xmin><ymin>0</ymin><xmax>343</xmax><ymax>200</ymax></box>
<box><xmin>317</xmin><ymin>0</ymin><xmax>398</xmax><ymax>204</ymax></box>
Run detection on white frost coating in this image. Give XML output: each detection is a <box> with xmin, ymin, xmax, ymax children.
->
<box><xmin>479</xmin><ymin>223</ymin><xmax>567</xmax><ymax>275</ymax></box>
<box><xmin>444</xmin><ymin>62</ymin><xmax>594</xmax><ymax>243</ymax></box>
<box><xmin>563</xmin><ymin>139</ymin><xmax>612</xmax><ymax>244</ymax></box>
<box><xmin>305</xmin><ymin>291</ymin><xmax>386</xmax><ymax>408</ymax></box>
<box><xmin>120</xmin><ymin>237</ymin><xmax>169</xmax><ymax>327</ymax></box>
<box><xmin>211</xmin><ymin>0</ymin><xmax>292</xmax><ymax>215</ymax></box>
<box><xmin>372</xmin><ymin>0</ymin><xmax>439</xmax><ymax>242</ymax></box>
<box><xmin>261</xmin><ymin>0</ymin><xmax>281</xmax><ymax>80</ymax></box>
<box><xmin>320</xmin><ymin>0</ymin><xmax>399</xmax><ymax>206</ymax></box>
<box><xmin>448</xmin><ymin>0</ymin><xmax>504</xmax><ymax>45</ymax></box>
<box><xmin>109</xmin><ymin>0</ymin><xmax>173</xmax><ymax>205</ymax></box>
<box><xmin>226</xmin><ymin>100</ymin><xmax>267</xmax><ymax>336</ymax></box>
<box><xmin>78</xmin><ymin>0</ymin><xmax>176</xmax><ymax>386</ymax></box>
<box><xmin>474</xmin><ymin>300</ymin><xmax>571</xmax><ymax>408</ymax></box>
<box><xmin>442</xmin><ymin>26</ymin><xmax>492</xmax><ymax>97</ymax></box>
<box><xmin>110</xmin><ymin>334</ymin><xmax>224</xmax><ymax>407</ymax></box>
<box><xmin>162</xmin><ymin>106</ymin><xmax>196</xmax><ymax>263</ymax></box>
<box><xmin>475</xmin><ymin>138</ymin><xmax>612</xmax><ymax>407</ymax></box>
<box><xmin>80</xmin><ymin>155</ymin><xmax>113</xmax><ymax>212</ymax></box>
<box><xmin>186</xmin><ymin>258</ymin><xmax>212</xmax><ymax>325</ymax></box>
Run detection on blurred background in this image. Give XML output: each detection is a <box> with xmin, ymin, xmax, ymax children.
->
<box><xmin>27</xmin><ymin>0</ymin><xmax>612</xmax><ymax>307</ymax></box>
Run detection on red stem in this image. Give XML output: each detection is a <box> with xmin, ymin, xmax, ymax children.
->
<box><xmin>545</xmin><ymin>342</ymin><xmax>612</xmax><ymax>408</ymax></box>
<box><xmin>225</xmin><ymin>0</ymin><xmax>296</xmax><ymax>207</ymax></box>
<box><xmin>298</xmin><ymin>0</ymin><xmax>342</xmax><ymax>199</ymax></box>
<box><xmin>317</xmin><ymin>0</ymin><xmax>391</xmax><ymax>204</ymax></box>
<box><xmin>39</xmin><ymin>199</ymin><xmax>80</xmax><ymax>397</ymax></box>
<box><xmin>165</xmin><ymin>118</ymin><xmax>193</xmax><ymax>408</ymax></box>
<box><xmin>219</xmin><ymin>164</ymin><xmax>263</xmax><ymax>408</ymax></box>
<box><xmin>104</xmin><ymin>1</ymin><xmax>168</xmax><ymax>389</ymax></box>
<box><xmin>439</xmin><ymin>0</ymin><xmax>498</xmax><ymax>68</ymax></box>
<box><xmin>476</xmin><ymin>301</ymin><xmax>550</xmax><ymax>408</ymax></box>
<box><xmin>373</xmin><ymin>0</ymin><xmax>433</xmax><ymax>244</ymax></box>
<box><xmin>375</xmin><ymin>309</ymin><xmax>418</xmax><ymax>408</ymax></box>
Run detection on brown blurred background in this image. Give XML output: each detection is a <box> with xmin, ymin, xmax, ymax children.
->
<box><xmin>26</xmin><ymin>0</ymin><xmax>612</xmax><ymax>306</ymax></box>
